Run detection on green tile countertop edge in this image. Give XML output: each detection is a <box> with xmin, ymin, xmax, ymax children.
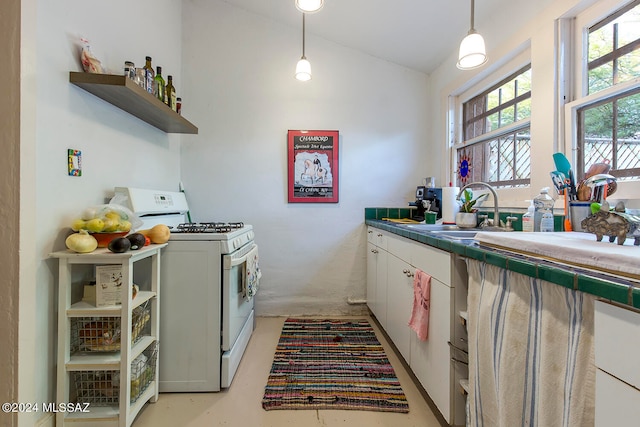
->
<box><xmin>365</xmin><ymin>218</ymin><xmax>640</xmax><ymax>310</ymax></box>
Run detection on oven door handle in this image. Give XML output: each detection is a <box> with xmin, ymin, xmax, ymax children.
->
<box><xmin>228</xmin><ymin>244</ymin><xmax>258</xmax><ymax>268</ymax></box>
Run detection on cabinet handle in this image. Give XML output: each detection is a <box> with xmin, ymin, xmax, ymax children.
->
<box><xmin>371</xmin><ymin>249</ymin><xmax>378</xmax><ymax>254</ymax></box>
<box><xmin>377</xmin><ymin>233</ymin><xmax>383</xmax><ymax>237</ymax></box>
<box><xmin>402</xmin><ymin>269</ymin><xmax>414</xmax><ymax>277</ymax></box>
<box><xmin>368</xmin><ymin>230</ymin><xmax>373</xmax><ymax>234</ymax></box>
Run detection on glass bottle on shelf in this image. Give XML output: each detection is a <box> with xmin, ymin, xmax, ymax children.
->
<box><xmin>143</xmin><ymin>56</ymin><xmax>155</xmax><ymax>94</ymax></box>
<box><xmin>166</xmin><ymin>75</ymin><xmax>177</xmax><ymax>111</ymax></box>
<box><xmin>154</xmin><ymin>66</ymin><xmax>166</xmax><ymax>103</ymax></box>
<box><xmin>176</xmin><ymin>97</ymin><xmax>182</xmax><ymax>115</ymax></box>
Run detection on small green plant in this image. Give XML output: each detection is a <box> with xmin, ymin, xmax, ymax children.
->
<box><xmin>460</xmin><ymin>189</ymin><xmax>488</xmax><ymax>213</ymax></box>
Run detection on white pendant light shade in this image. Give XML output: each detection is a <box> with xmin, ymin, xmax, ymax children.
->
<box><xmin>457</xmin><ymin>0</ymin><xmax>487</xmax><ymax>70</ymax></box>
<box><xmin>296</xmin><ymin>57</ymin><xmax>312</xmax><ymax>81</ymax></box>
<box><xmin>295</xmin><ymin>0</ymin><xmax>324</xmax><ymax>13</ymax></box>
<box><xmin>457</xmin><ymin>31</ymin><xmax>487</xmax><ymax>70</ymax></box>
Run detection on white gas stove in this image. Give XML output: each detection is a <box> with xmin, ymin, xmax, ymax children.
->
<box><xmin>113</xmin><ymin>187</ymin><xmax>259</xmax><ymax>392</ymax></box>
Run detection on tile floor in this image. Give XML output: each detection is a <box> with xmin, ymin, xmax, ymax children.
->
<box><xmin>133</xmin><ymin>316</ymin><xmax>442</xmax><ymax>427</ymax></box>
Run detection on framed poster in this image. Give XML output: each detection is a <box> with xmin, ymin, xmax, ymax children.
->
<box><xmin>288</xmin><ymin>130</ymin><xmax>339</xmax><ymax>203</ymax></box>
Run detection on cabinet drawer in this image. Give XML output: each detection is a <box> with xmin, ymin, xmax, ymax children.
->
<box><xmin>594</xmin><ymin>300</ymin><xmax>640</xmax><ymax>389</ymax></box>
<box><xmin>367</xmin><ymin>227</ymin><xmax>388</xmax><ymax>250</ymax></box>
<box><xmin>412</xmin><ymin>244</ymin><xmax>451</xmax><ymax>285</ymax></box>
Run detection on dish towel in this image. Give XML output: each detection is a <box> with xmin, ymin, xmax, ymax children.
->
<box><xmin>466</xmin><ymin>259</ymin><xmax>595</xmax><ymax>427</ymax></box>
<box><xmin>245</xmin><ymin>245</ymin><xmax>261</xmax><ymax>300</ymax></box>
<box><xmin>408</xmin><ymin>269</ymin><xmax>431</xmax><ymax>341</ymax></box>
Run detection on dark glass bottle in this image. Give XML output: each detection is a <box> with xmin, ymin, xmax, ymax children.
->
<box><xmin>166</xmin><ymin>75</ymin><xmax>177</xmax><ymax>111</ymax></box>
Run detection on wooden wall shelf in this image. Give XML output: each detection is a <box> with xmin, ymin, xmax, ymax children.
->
<box><xmin>69</xmin><ymin>72</ymin><xmax>198</xmax><ymax>134</ymax></box>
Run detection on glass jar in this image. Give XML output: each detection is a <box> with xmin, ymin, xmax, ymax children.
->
<box><xmin>124</xmin><ymin>61</ymin><xmax>135</xmax><ymax>80</ymax></box>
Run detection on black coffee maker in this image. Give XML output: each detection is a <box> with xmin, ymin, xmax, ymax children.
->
<box><xmin>409</xmin><ymin>186</ymin><xmax>442</xmax><ymax>221</ymax></box>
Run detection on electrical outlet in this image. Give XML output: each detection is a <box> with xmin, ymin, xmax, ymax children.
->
<box><xmin>68</xmin><ymin>149</ymin><xmax>82</xmax><ymax>176</ymax></box>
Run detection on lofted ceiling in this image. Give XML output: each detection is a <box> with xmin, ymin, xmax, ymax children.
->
<box><xmin>219</xmin><ymin>0</ymin><xmax>556</xmax><ymax>75</ymax></box>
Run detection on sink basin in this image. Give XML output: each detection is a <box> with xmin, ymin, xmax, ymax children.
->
<box><xmin>398</xmin><ymin>223</ymin><xmax>464</xmax><ymax>231</ymax></box>
<box><xmin>430</xmin><ymin>230</ymin><xmax>479</xmax><ymax>240</ymax></box>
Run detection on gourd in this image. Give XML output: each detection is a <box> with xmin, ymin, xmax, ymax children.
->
<box><xmin>139</xmin><ymin>224</ymin><xmax>171</xmax><ymax>244</ymax></box>
<box><xmin>65</xmin><ymin>230</ymin><xmax>98</xmax><ymax>253</ymax></box>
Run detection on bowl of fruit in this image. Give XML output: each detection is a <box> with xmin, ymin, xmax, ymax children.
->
<box><xmin>71</xmin><ymin>206</ymin><xmax>139</xmax><ymax>248</ymax></box>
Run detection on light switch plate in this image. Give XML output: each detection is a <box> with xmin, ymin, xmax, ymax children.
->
<box><xmin>68</xmin><ymin>149</ymin><xmax>82</xmax><ymax>176</ymax></box>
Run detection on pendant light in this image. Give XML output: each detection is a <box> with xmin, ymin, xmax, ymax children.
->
<box><xmin>457</xmin><ymin>0</ymin><xmax>487</xmax><ymax>70</ymax></box>
<box><xmin>295</xmin><ymin>0</ymin><xmax>323</xmax><ymax>13</ymax></box>
<box><xmin>295</xmin><ymin>13</ymin><xmax>312</xmax><ymax>81</ymax></box>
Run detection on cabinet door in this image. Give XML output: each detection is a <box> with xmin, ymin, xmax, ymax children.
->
<box><xmin>386</xmin><ymin>253</ymin><xmax>414</xmax><ymax>363</ymax></box>
<box><xmin>366</xmin><ymin>242</ymin><xmax>378</xmax><ymax>315</ymax></box>
<box><xmin>595</xmin><ymin>369</ymin><xmax>640</xmax><ymax>426</ymax></box>
<box><xmin>374</xmin><ymin>248</ymin><xmax>388</xmax><ymax>329</ymax></box>
<box><xmin>410</xmin><ymin>277</ymin><xmax>453</xmax><ymax>423</ymax></box>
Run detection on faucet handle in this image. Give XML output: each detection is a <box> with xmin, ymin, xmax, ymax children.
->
<box><xmin>478</xmin><ymin>214</ymin><xmax>489</xmax><ymax>228</ymax></box>
<box><xmin>506</xmin><ymin>216</ymin><xmax>518</xmax><ymax>229</ymax></box>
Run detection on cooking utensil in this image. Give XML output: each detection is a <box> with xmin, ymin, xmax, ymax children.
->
<box><xmin>553</xmin><ymin>153</ymin><xmax>576</xmax><ymax>199</ymax></box>
<box><xmin>563</xmin><ymin>187</ymin><xmax>572</xmax><ymax>231</ymax></box>
<box><xmin>584</xmin><ymin>161</ymin><xmax>611</xmax><ymax>179</ymax></box>
<box><xmin>583</xmin><ymin>173</ymin><xmax>617</xmax><ymax>203</ymax></box>
<box><xmin>550</xmin><ymin>171</ymin><xmax>566</xmax><ymax>195</ymax></box>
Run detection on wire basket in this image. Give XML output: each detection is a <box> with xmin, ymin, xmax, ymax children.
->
<box><xmin>71</xmin><ymin>302</ymin><xmax>151</xmax><ymax>353</ymax></box>
<box><xmin>130</xmin><ymin>342</ymin><xmax>158</xmax><ymax>403</ymax></box>
<box><xmin>74</xmin><ymin>370</ymin><xmax>120</xmax><ymax>406</ymax></box>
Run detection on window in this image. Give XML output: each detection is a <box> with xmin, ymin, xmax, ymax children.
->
<box><xmin>575</xmin><ymin>0</ymin><xmax>640</xmax><ymax>179</ymax></box>
<box><xmin>456</xmin><ymin>66</ymin><xmax>532</xmax><ymax>187</ymax></box>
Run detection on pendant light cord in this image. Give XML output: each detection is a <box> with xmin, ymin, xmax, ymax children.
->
<box><xmin>469</xmin><ymin>0</ymin><xmax>476</xmax><ymax>32</ymax></box>
<box><xmin>302</xmin><ymin>13</ymin><xmax>306</xmax><ymax>59</ymax></box>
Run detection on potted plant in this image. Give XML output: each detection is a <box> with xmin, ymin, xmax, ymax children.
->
<box><xmin>456</xmin><ymin>189</ymin><xmax>487</xmax><ymax>228</ymax></box>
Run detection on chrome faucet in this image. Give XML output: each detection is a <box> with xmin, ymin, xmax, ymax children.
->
<box><xmin>457</xmin><ymin>181</ymin><xmax>513</xmax><ymax>231</ymax></box>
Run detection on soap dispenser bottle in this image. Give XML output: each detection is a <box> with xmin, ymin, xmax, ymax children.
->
<box><xmin>534</xmin><ymin>187</ymin><xmax>555</xmax><ymax>232</ymax></box>
<box><xmin>522</xmin><ymin>200</ymin><xmax>534</xmax><ymax>232</ymax></box>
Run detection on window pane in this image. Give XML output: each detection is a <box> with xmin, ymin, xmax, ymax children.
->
<box><xmin>517</xmin><ymin>98</ymin><xmax>532</xmax><ymax>121</ymax></box>
<box><xmin>589</xmin><ymin>25</ymin><xmax>614</xmax><ymax>61</ymax></box>
<box><xmin>487</xmin><ymin>140</ymin><xmax>499</xmax><ymax>182</ymax></box>
<box><xmin>501</xmin><ymin>81</ymin><xmax>515</xmax><ymax>104</ymax></box>
<box><xmin>617</xmin><ymin>4</ymin><xmax>640</xmax><ymax>48</ymax></box>
<box><xmin>618</xmin><ymin>51</ymin><xmax>640</xmax><ymax>84</ymax></box>
<box><xmin>588</xmin><ymin>63</ymin><xmax>614</xmax><ymax>92</ymax></box>
<box><xmin>501</xmin><ymin>105</ymin><xmax>515</xmax><ymax>127</ymax></box>
<box><xmin>516</xmin><ymin>69</ymin><xmax>532</xmax><ymax>96</ymax></box>
<box><xmin>499</xmin><ymin>136</ymin><xmax>515</xmax><ymax>181</ymax></box>
<box><xmin>515</xmin><ymin>131</ymin><xmax>531</xmax><ymax>179</ymax></box>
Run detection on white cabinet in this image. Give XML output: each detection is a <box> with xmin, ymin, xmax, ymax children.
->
<box><xmin>367</xmin><ymin>226</ymin><xmax>462</xmax><ymax>425</ymax></box>
<box><xmin>367</xmin><ymin>227</ymin><xmax>388</xmax><ymax>328</ymax></box>
<box><xmin>386</xmin><ymin>253</ymin><xmax>414</xmax><ymax>363</ymax></box>
<box><xmin>50</xmin><ymin>244</ymin><xmax>166</xmax><ymax>427</ymax></box>
<box><xmin>594</xmin><ymin>300</ymin><xmax>640</xmax><ymax>426</ymax></box>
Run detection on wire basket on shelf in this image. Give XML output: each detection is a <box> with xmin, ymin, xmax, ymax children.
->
<box><xmin>71</xmin><ymin>302</ymin><xmax>151</xmax><ymax>353</ymax></box>
<box><xmin>73</xmin><ymin>370</ymin><xmax>120</xmax><ymax>406</ymax></box>
<box><xmin>130</xmin><ymin>342</ymin><xmax>158</xmax><ymax>403</ymax></box>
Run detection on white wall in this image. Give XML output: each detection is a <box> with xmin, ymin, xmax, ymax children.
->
<box><xmin>180</xmin><ymin>0</ymin><xmax>431</xmax><ymax>316</ymax></box>
<box><xmin>20</xmin><ymin>1</ymin><xmax>183</xmax><ymax>424</ymax></box>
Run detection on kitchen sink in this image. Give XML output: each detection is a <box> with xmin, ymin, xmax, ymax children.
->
<box><xmin>430</xmin><ymin>230</ymin><xmax>479</xmax><ymax>240</ymax></box>
<box><xmin>398</xmin><ymin>223</ymin><xmax>464</xmax><ymax>231</ymax></box>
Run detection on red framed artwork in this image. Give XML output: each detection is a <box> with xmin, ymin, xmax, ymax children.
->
<box><xmin>287</xmin><ymin>130</ymin><xmax>339</xmax><ymax>203</ymax></box>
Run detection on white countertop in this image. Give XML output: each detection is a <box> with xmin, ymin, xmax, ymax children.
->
<box><xmin>475</xmin><ymin>231</ymin><xmax>640</xmax><ymax>279</ymax></box>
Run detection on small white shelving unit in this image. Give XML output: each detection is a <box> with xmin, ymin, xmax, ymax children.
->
<box><xmin>50</xmin><ymin>244</ymin><xmax>166</xmax><ymax>427</ymax></box>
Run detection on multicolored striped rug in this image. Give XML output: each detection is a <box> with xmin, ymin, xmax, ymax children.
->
<box><xmin>261</xmin><ymin>318</ymin><xmax>409</xmax><ymax>413</ymax></box>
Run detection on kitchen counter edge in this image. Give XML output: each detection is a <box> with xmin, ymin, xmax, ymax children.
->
<box><xmin>365</xmin><ymin>219</ymin><xmax>640</xmax><ymax>310</ymax></box>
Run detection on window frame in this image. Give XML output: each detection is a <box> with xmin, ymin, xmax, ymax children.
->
<box><xmin>452</xmin><ymin>61</ymin><xmax>532</xmax><ymax>189</ymax></box>
<box><xmin>564</xmin><ymin>0</ymin><xmax>640</xmax><ymax>194</ymax></box>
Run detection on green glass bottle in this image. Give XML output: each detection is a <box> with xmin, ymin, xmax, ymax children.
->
<box><xmin>154</xmin><ymin>66</ymin><xmax>166</xmax><ymax>103</ymax></box>
<box><xmin>166</xmin><ymin>75</ymin><xmax>177</xmax><ymax>111</ymax></box>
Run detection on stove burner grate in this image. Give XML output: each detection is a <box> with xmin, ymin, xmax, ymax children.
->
<box><xmin>174</xmin><ymin>222</ymin><xmax>245</xmax><ymax>233</ymax></box>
